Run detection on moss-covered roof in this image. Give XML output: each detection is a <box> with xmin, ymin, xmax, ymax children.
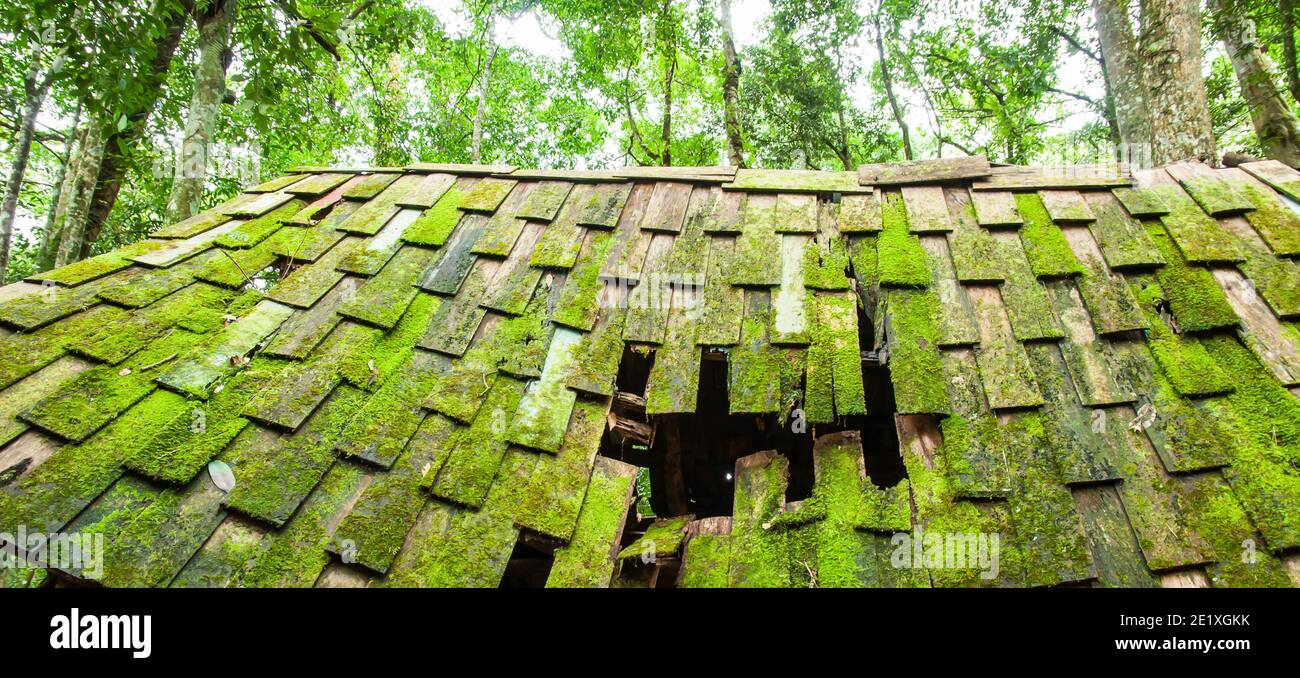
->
<box><xmin>2</xmin><ymin>158</ymin><xmax>1300</xmax><ymax>588</ymax></box>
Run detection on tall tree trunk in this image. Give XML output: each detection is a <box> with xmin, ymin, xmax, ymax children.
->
<box><xmin>661</xmin><ymin>52</ymin><xmax>675</xmax><ymax>167</ymax></box>
<box><xmin>56</xmin><ymin>120</ymin><xmax>106</xmax><ymax>268</ymax></box>
<box><xmin>0</xmin><ymin>53</ymin><xmax>64</xmax><ymax>279</ymax></box>
<box><xmin>80</xmin><ymin>0</ymin><xmax>192</xmax><ymax>262</ymax></box>
<box><xmin>471</xmin><ymin>27</ymin><xmax>499</xmax><ymax>165</ymax></box>
<box><xmin>874</xmin><ymin>10</ymin><xmax>912</xmax><ymax>160</ymax></box>
<box><xmin>1283</xmin><ymin>0</ymin><xmax>1299</xmax><ymax>103</ymax></box>
<box><xmin>1209</xmin><ymin>0</ymin><xmax>1300</xmax><ymax>167</ymax></box>
<box><xmin>1093</xmin><ymin>0</ymin><xmax>1151</xmax><ymax>155</ymax></box>
<box><xmin>1138</xmin><ymin>0</ymin><xmax>1217</xmax><ymax>165</ymax></box>
<box><xmin>167</xmin><ymin>0</ymin><xmax>237</xmax><ymax>222</ymax></box>
<box><xmin>719</xmin><ymin>0</ymin><xmax>746</xmax><ymax>167</ymax></box>
<box><xmin>36</xmin><ymin>102</ymin><xmax>81</xmax><ymax>272</ymax></box>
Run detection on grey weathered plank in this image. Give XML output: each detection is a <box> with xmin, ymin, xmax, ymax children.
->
<box><xmin>858</xmin><ymin>156</ymin><xmax>991</xmax><ymax>186</ymax></box>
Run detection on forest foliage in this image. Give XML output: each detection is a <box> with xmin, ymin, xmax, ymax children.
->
<box><xmin>0</xmin><ymin>0</ymin><xmax>1297</xmax><ymax>283</ymax></box>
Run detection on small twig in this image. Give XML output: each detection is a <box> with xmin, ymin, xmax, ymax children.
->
<box><xmin>139</xmin><ymin>352</ymin><xmax>179</xmax><ymax>372</ymax></box>
<box><xmin>218</xmin><ymin>248</ymin><xmax>254</xmax><ymax>286</ymax></box>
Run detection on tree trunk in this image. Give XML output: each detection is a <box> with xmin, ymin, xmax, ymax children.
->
<box><xmin>719</xmin><ymin>0</ymin><xmax>746</xmax><ymax>167</ymax></box>
<box><xmin>1093</xmin><ymin>0</ymin><xmax>1151</xmax><ymax>155</ymax></box>
<box><xmin>56</xmin><ymin>120</ymin><xmax>106</xmax><ymax>268</ymax></box>
<box><xmin>1283</xmin><ymin>0</ymin><xmax>1299</xmax><ymax>104</ymax></box>
<box><xmin>0</xmin><ymin>55</ymin><xmax>62</xmax><ymax>279</ymax></box>
<box><xmin>874</xmin><ymin>10</ymin><xmax>912</xmax><ymax>160</ymax></box>
<box><xmin>471</xmin><ymin>30</ymin><xmax>499</xmax><ymax>165</ymax></box>
<box><xmin>661</xmin><ymin>52</ymin><xmax>675</xmax><ymax>167</ymax></box>
<box><xmin>1208</xmin><ymin>0</ymin><xmax>1300</xmax><ymax>167</ymax></box>
<box><xmin>1138</xmin><ymin>0</ymin><xmax>1217</xmax><ymax>165</ymax></box>
<box><xmin>80</xmin><ymin>0</ymin><xmax>192</xmax><ymax>262</ymax></box>
<box><xmin>167</xmin><ymin>0</ymin><xmax>237</xmax><ymax>222</ymax></box>
<box><xmin>36</xmin><ymin>102</ymin><xmax>81</xmax><ymax>272</ymax></box>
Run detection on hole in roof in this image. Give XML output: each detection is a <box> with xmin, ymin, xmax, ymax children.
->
<box><xmin>596</xmin><ymin>281</ymin><xmax>908</xmax><ymax>587</ymax></box>
<box><xmin>245</xmin><ymin>259</ymin><xmax>288</xmax><ymax>293</ymax></box>
<box><xmin>498</xmin><ymin>533</ymin><xmax>556</xmax><ymax>588</ymax></box>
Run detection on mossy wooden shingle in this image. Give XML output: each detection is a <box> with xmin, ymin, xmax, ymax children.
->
<box><xmin>545</xmin><ymin>456</ymin><xmax>638</xmax><ymax>588</ymax></box>
<box><xmin>876</xmin><ymin>192</ymin><xmax>931</xmax><ymax>288</ymax></box>
<box><xmin>967</xmin><ymin>284</ymin><xmax>1043</xmax><ymax>410</ymax></box>
<box><xmin>638</xmin><ymin>181</ymin><xmax>692</xmax><ymax>233</ymax></box>
<box><xmin>837</xmin><ymin>192</ymin><xmax>882</xmax><ymax>233</ymax></box>
<box><xmin>773</xmin><ymin>193</ymin><xmax>818</xmax><ymax>234</ymax></box>
<box><xmin>883</xmin><ymin>288</ymin><xmax>950</xmax><ymax>414</ymax></box>
<box><xmin>428</xmin><ymin>377</ymin><xmax>527</xmax><ymax>507</ymax></box>
<box><xmin>1221</xmin><ymin>168</ymin><xmax>1300</xmax><ymax>257</ymax></box>
<box><xmin>945</xmin><ymin>188</ymin><xmax>1005</xmax><ymax>283</ymax></box>
<box><xmin>1148</xmin><ymin>181</ymin><xmax>1243</xmax><ymax>264</ymax></box>
<box><xmin>970</xmin><ymin>190</ymin><xmax>1021</xmax><ymax>227</ymax></box>
<box><xmin>156</xmin><ymin>300</ymin><xmax>295</xmax><ymax>398</ymax></box>
<box><xmin>1059</xmin><ymin>225</ymin><xmax>1148</xmax><ymax>335</ymax></box>
<box><xmin>1165</xmin><ymin>162</ymin><xmax>1254</xmax><ymax>216</ymax></box>
<box><xmin>1144</xmin><ymin>222</ymin><xmax>1238</xmax><ymax>332</ymax></box>
<box><xmin>285</xmin><ymin>172</ymin><xmax>351</xmax><ymax>197</ymax></box>
<box><xmin>576</xmin><ymin>182</ymin><xmax>633</xmax><ymax>228</ymax></box>
<box><xmin>729</xmin><ymin>193</ymin><xmax>782</xmax><ymax>287</ymax></box>
<box><xmin>338</xmin><ymin>247</ymin><xmax>435</xmax><ymax>330</ymax></box>
<box><xmin>514</xmin><ymin>180</ymin><xmax>573</xmax><ymax>221</ymax></box>
<box><xmin>900</xmin><ymin>185</ymin><xmax>951</xmax><ymax>232</ymax></box>
<box><xmin>224</xmin><ymin>386</ymin><xmax>368</xmax><ymax>527</ymax></box>
<box><xmin>728</xmin><ymin>290</ymin><xmax>781</xmax><ymax>414</ymax></box>
<box><xmin>1083</xmin><ymin>191</ymin><xmax>1163</xmax><ymax>269</ymax></box>
<box><xmin>267</xmin><ymin>236</ymin><xmax>360</xmax><ymax>309</ymax></box>
<box><xmin>645</xmin><ymin>290</ymin><xmax>702</xmax><ymax>414</ymax></box>
<box><xmin>340</xmin><ymin>172</ymin><xmax>399</xmax><ymax>200</ymax></box>
<box><xmin>1045</xmin><ymin>280</ymin><xmax>1134</xmax><ymax>406</ymax></box>
<box><xmin>1015</xmin><ymin>192</ymin><xmax>1083</xmax><ymax>278</ymax></box>
<box><xmin>330</xmin><ymin>413</ymin><xmax>456</xmax><ymax>574</ymax></box>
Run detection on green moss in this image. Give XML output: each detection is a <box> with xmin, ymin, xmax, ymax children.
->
<box><xmin>634</xmin><ymin>466</ymin><xmax>655</xmax><ymax>519</ymax></box>
<box><xmin>224</xmin><ymin>385</ymin><xmax>368</xmax><ymax>527</ymax></box>
<box><xmin>808</xmin><ymin>292</ymin><xmax>865</xmax><ymax>420</ymax></box>
<box><xmin>1015</xmin><ymin>193</ymin><xmax>1083</xmax><ymax>278</ymax></box>
<box><xmin>123</xmin><ymin>360</ymin><xmax>291</xmax><ymax>483</ymax></box>
<box><xmin>1149</xmin><ymin>185</ymin><xmax>1243</xmax><ymax>264</ymax></box>
<box><xmin>214</xmin><ymin>199</ymin><xmax>305</xmax><ymax>249</ymax></box>
<box><xmin>729</xmin><ymin>293</ymin><xmax>782</xmax><ymax>414</ymax></box>
<box><xmin>70</xmin><ymin>283</ymin><xmax>233</xmax><ymax>364</ymax></box>
<box><xmin>677</xmin><ymin>534</ymin><xmax>731</xmax><ymax>588</ymax></box>
<box><xmin>727</xmin><ymin>454</ymin><xmax>792</xmax><ymax>587</ymax></box>
<box><xmin>340</xmin><ymin>292</ymin><xmax>436</xmax><ymax>392</ymax></box>
<box><xmin>338</xmin><ymin>248</ymin><xmax>436</xmax><ymax>330</ymax></box>
<box><xmin>385</xmin><ymin>450</ymin><xmax>531</xmax><ymax>587</ymax></box>
<box><xmin>949</xmin><ymin>202</ymin><xmax>1006</xmax><ymax>283</ymax></box>
<box><xmin>548</xmin><ymin>463</ymin><xmax>635</xmax><ymax>588</ymax></box>
<box><xmin>1233</xmin><ymin>175</ymin><xmax>1300</xmax><ymax>256</ymax></box>
<box><xmin>1000</xmin><ymin>413</ymin><xmax>1095</xmax><ymax>587</ymax></box>
<box><xmin>21</xmin><ymin>329</ymin><xmax>204</xmax><ymax>442</ymax></box>
<box><xmin>729</xmin><ymin>199</ymin><xmax>783</xmax><ymax>287</ymax></box>
<box><xmin>428</xmin><ymin>377</ymin><xmax>527</xmax><ymax>508</ymax></box>
<box><xmin>1178</xmin><ymin>474</ymin><xmax>1292</xmax><ymax>588</ymax></box>
<box><xmin>0</xmin><ymin>305</ymin><xmax>127</xmax><ymax>390</ymax></box>
<box><xmin>846</xmin><ymin>235</ymin><xmax>879</xmax><ymax>291</ymax></box>
<box><xmin>997</xmin><ymin>235</ymin><xmax>1065</xmax><ymax>341</ymax></box>
<box><xmin>885</xmin><ymin>288</ymin><xmax>950</xmax><ymax>414</ymax></box>
<box><xmin>334</xmin><ymin>414</ymin><xmax>458</xmax><ymax>573</ymax></box>
<box><xmin>401</xmin><ymin>186</ymin><xmax>464</xmax><ymax>246</ymax></box>
<box><xmin>1144</xmin><ymin>222</ymin><xmax>1239</xmax><ymax>332</ymax></box>
<box><xmin>877</xmin><ymin>194</ymin><xmax>931</xmax><ymax>288</ymax></box>
<box><xmin>551</xmin><ymin>231</ymin><xmax>615</xmax><ymax>330</ymax></box>
<box><xmin>1200</xmin><ymin>335</ymin><xmax>1300</xmax><ymax>549</ymax></box>
<box><xmin>0</xmin><ymin>389</ymin><xmax>190</xmax><ymax>535</ymax></box>
<box><xmin>28</xmin><ymin>239</ymin><xmax>165</xmax><ymax>286</ymax></box>
<box><xmin>803</xmin><ymin>233</ymin><xmax>852</xmax><ymax>291</ymax></box>
<box><xmin>617</xmin><ymin>515</ymin><xmax>692</xmax><ymax>559</ymax></box>
<box><xmin>1130</xmin><ymin>277</ymin><xmax>1233</xmax><ymax>397</ymax></box>
<box><xmin>240</xmin><ymin>461</ymin><xmax>369</xmax><ymax>587</ymax></box>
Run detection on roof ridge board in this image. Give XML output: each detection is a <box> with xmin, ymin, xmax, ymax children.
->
<box><xmin>858</xmin><ymin>156</ymin><xmax>992</xmax><ymax>187</ymax></box>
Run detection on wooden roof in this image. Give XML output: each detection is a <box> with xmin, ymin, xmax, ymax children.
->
<box><xmin>1</xmin><ymin>157</ymin><xmax>1299</xmax><ymax>588</ymax></box>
